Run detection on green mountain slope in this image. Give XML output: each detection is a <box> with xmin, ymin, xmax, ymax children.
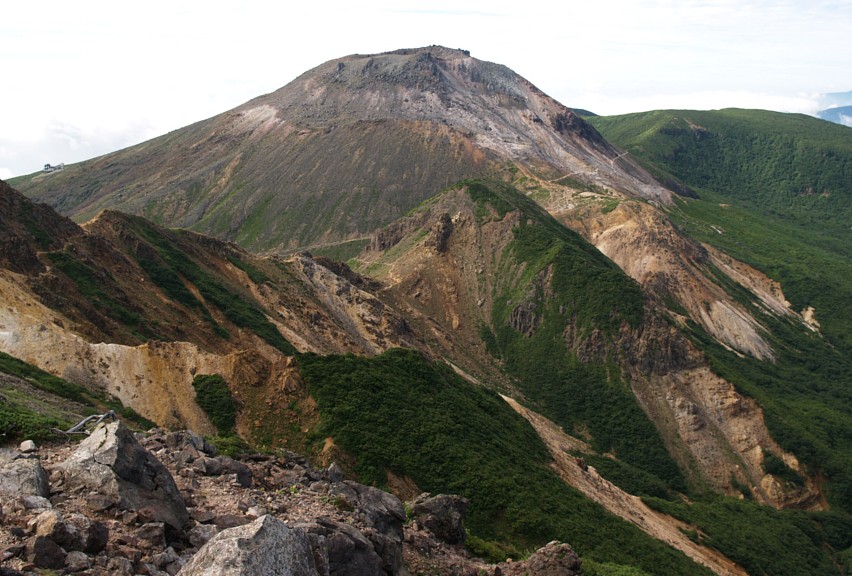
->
<box><xmin>351</xmin><ymin>178</ymin><xmax>852</xmax><ymax>574</ymax></box>
<box><xmin>589</xmin><ymin>110</ymin><xmax>852</xmax><ymax>513</ymax></box>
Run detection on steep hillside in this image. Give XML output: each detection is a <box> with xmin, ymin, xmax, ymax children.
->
<box><xmin>588</xmin><ymin>109</ymin><xmax>852</xmax><ymax>343</ymax></box>
<box><xmin>11</xmin><ymin>46</ymin><xmax>666</xmax><ymax>253</ymax></box>
<box><xmin>353</xmin><ymin>180</ymin><xmax>820</xmax><ymax>507</ymax></box>
<box><xmin>348</xmin><ymin>179</ymin><xmax>852</xmax><ymax>575</ymax></box>
<box><xmin>0</xmin><ymin>179</ymin><xmax>425</xmax><ymax>431</ymax></box>
<box><xmin>587</xmin><ymin>111</ymin><xmax>852</xmax><ymax>513</ymax></box>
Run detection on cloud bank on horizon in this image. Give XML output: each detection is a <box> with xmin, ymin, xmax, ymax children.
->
<box><xmin>2</xmin><ymin>0</ymin><xmax>851</xmax><ymax>179</ymax></box>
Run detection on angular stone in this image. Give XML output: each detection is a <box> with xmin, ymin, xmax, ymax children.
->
<box><xmin>194</xmin><ymin>455</ymin><xmax>222</xmax><ymax>476</ymax></box>
<box><xmin>33</xmin><ymin>509</ymin><xmax>83</xmax><ymax>551</ymax></box>
<box><xmin>21</xmin><ymin>495</ymin><xmax>52</xmax><ymax>510</ymax></box>
<box><xmin>187</xmin><ymin>523</ymin><xmax>218</xmax><ymax>548</ymax></box>
<box><xmin>65</xmin><ymin>550</ymin><xmax>93</xmax><ymax>572</ymax></box>
<box><xmin>219</xmin><ymin>457</ymin><xmax>252</xmax><ymax>487</ymax></box>
<box><xmin>410</xmin><ymin>493</ymin><xmax>470</xmax><ymax>545</ymax></box>
<box><xmin>19</xmin><ymin>440</ymin><xmax>36</xmax><ymax>453</ymax></box>
<box><xmin>136</xmin><ymin>522</ymin><xmax>166</xmax><ymax>550</ymax></box>
<box><xmin>66</xmin><ymin>513</ymin><xmax>109</xmax><ymax>554</ymax></box>
<box><xmin>86</xmin><ymin>493</ymin><xmax>117</xmax><ymax>512</ymax></box>
<box><xmin>58</xmin><ymin>421</ymin><xmax>188</xmax><ymax>529</ymax></box>
<box><xmin>179</xmin><ymin>515</ymin><xmax>319</xmax><ymax>576</ymax></box>
<box><xmin>329</xmin><ymin>481</ymin><xmax>405</xmax><ymax>574</ymax></box>
<box><xmin>213</xmin><ymin>514</ymin><xmax>249</xmax><ymax>530</ymax></box>
<box><xmin>0</xmin><ymin>448</ymin><xmax>49</xmax><ymax>498</ymax></box>
<box><xmin>326</xmin><ymin>462</ymin><xmax>344</xmax><ymax>483</ymax></box>
<box><xmin>29</xmin><ymin>535</ymin><xmax>66</xmax><ymax>569</ymax></box>
<box><xmin>500</xmin><ymin>541</ymin><xmax>582</xmax><ymax>576</ymax></box>
<box><xmin>107</xmin><ymin>556</ymin><xmax>134</xmax><ymax>576</ymax></box>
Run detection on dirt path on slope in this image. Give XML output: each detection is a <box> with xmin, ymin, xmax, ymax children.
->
<box><xmin>502</xmin><ymin>395</ymin><xmax>748</xmax><ymax>576</ymax></box>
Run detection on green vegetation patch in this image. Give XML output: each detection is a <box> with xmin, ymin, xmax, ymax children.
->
<box><xmin>299</xmin><ymin>349</ymin><xmax>708</xmax><ymax>576</ymax></box>
<box><xmin>307</xmin><ymin>239</ymin><xmax>370</xmax><ymax>263</ymax></box>
<box><xmin>192</xmin><ymin>374</ymin><xmax>236</xmax><ymax>435</ymax></box>
<box><xmin>47</xmin><ymin>250</ymin><xmax>143</xmax><ymax>331</ymax></box>
<box><xmin>227</xmin><ymin>254</ymin><xmax>270</xmax><ymax>285</ymax></box>
<box><xmin>0</xmin><ymin>402</ymin><xmax>69</xmax><ymax>443</ymax></box>
<box><xmin>643</xmin><ymin>496</ymin><xmax>852</xmax><ymax>576</ymax></box>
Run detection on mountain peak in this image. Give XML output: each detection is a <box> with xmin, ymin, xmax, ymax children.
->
<box><xmin>15</xmin><ymin>47</ymin><xmax>668</xmax><ymax>252</ymax></box>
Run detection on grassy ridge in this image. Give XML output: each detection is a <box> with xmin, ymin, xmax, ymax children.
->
<box><xmin>589</xmin><ymin>109</ymin><xmax>852</xmax><ymax>230</ymax></box>
<box><xmin>298</xmin><ymin>349</ymin><xmax>710</xmax><ymax>576</ymax></box>
<box><xmin>126</xmin><ymin>216</ymin><xmax>296</xmax><ymax>355</ymax></box>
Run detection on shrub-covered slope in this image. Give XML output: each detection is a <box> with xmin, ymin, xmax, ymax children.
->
<box><xmin>299</xmin><ymin>348</ymin><xmax>711</xmax><ymax>576</ymax></box>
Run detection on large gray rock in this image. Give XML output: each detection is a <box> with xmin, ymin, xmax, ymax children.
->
<box><xmin>295</xmin><ymin>518</ymin><xmax>386</xmax><ymax>576</ymax></box>
<box><xmin>58</xmin><ymin>421</ymin><xmax>189</xmax><ymax>529</ymax></box>
<box><xmin>0</xmin><ymin>448</ymin><xmax>49</xmax><ymax>499</ymax></box>
<box><xmin>409</xmin><ymin>493</ymin><xmax>469</xmax><ymax>545</ymax></box>
<box><xmin>178</xmin><ymin>515</ymin><xmax>319</xmax><ymax>576</ymax></box>
<box><xmin>329</xmin><ymin>481</ymin><xmax>405</xmax><ymax>575</ymax></box>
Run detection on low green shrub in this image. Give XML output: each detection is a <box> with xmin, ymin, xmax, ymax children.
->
<box><xmin>191</xmin><ymin>374</ymin><xmax>236</xmax><ymax>434</ymax></box>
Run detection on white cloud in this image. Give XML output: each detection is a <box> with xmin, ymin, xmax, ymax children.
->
<box><xmin>1</xmin><ymin>0</ymin><xmax>851</xmax><ymax>176</ymax></box>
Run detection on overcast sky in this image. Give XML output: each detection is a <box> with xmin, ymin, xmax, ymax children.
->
<box><xmin>2</xmin><ymin>0</ymin><xmax>851</xmax><ymax>179</ymax></box>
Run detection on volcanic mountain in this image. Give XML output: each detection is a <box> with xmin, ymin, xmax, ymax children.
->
<box><xmin>14</xmin><ymin>46</ymin><xmax>666</xmax><ymax>253</ymax></box>
<box><xmin>4</xmin><ymin>47</ymin><xmax>852</xmax><ymax>575</ymax></box>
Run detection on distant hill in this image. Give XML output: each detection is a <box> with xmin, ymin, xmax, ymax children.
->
<box><xmin>819</xmin><ymin>105</ymin><xmax>852</xmax><ymax>126</ymax></box>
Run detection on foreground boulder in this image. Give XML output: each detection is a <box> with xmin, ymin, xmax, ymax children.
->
<box><xmin>409</xmin><ymin>493</ymin><xmax>469</xmax><ymax>545</ymax></box>
<box><xmin>178</xmin><ymin>514</ymin><xmax>319</xmax><ymax>576</ymax></box>
<box><xmin>329</xmin><ymin>481</ymin><xmax>406</xmax><ymax>574</ymax></box>
<box><xmin>58</xmin><ymin>421</ymin><xmax>189</xmax><ymax>529</ymax></box>
<box><xmin>295</xmin><ymin>518</ymin><xmax>386</xmax><ymax>576</ymax></box>
<box><xmin>0</xmin><ymin>448</ymin><xmax>49</xmax><ymax>499</ymax></box>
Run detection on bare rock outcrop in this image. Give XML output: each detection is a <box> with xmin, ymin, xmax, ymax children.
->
<box><xmin>178</xmin><ymin>514</ymin><xmax>320</xmax><ymax>576</ymax></box>
<box><xmin>58</xmin><ymin>421</ymin><xmax>189</xmax><ymax>529</ymax></box>
<box><xmin>328</xmin><ymin>481</ymin><xmax>407</xmax><ymax>575</ymax></box>
<box><xmin>0</xmin><ymin>448</ymin><xmax>49</xmax><ymax>499</ymax></box>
